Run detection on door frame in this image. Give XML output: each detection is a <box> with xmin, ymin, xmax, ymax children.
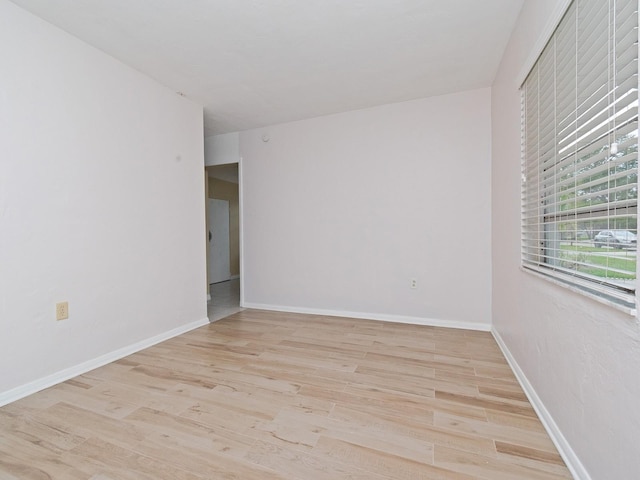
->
<box><xmin>204</xmin><ymin>162</ymin><xmax>243</xmax><ymax>305</ymax></box>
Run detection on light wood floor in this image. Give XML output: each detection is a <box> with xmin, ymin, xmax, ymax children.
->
<box><xmin>0</xmin><ymin>310</ymin><xmax>572</xmax><ymax>479</ymax></box>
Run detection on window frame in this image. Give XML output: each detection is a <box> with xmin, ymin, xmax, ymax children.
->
<box><xmin>520</xmin><ymin>0</ymin><xmax>639</xmax><ymax>314</ymax></box>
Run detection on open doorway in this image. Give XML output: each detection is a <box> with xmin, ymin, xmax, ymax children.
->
<box><xmin>206</xmin><ymin>163</ymin><xmax>242</xmax><ymax>322</ymax></box>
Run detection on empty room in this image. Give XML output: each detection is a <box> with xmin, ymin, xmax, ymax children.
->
<box><xmin>1</xmin><ymin>1</ymin><xmax>638</xmax><ymax>479</ymax></box>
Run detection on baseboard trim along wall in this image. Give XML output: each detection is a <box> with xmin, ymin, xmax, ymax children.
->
<box><xmin>242</xmin><ymin>302</ymin><xmax>491</xmax><ymax>332</ymax></box>
<box><xmin>0</xmin><ymin>317</ymin><xmax>210</xmax><ymax>408</ymax></box>
<box><xmin>491</xmin><ymin>328</ymin><xmax>591</xmax><ymax>480</ymax></box>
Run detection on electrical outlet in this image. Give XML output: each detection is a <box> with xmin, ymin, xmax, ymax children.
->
<box><xmin>410</xmin><ymin>278</ymin><xmax>418</xmax><ymax>289</ymax></box>
<box><xmin>56</xmin><ymin>302</ymin><xmax>69</xmax><ymax>321</ymax></box>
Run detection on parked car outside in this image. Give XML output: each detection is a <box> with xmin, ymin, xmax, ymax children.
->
<box><xmin>593</xmin><ymin>230</ymin><xmax>637</xmax><ymax>249</ymax></box>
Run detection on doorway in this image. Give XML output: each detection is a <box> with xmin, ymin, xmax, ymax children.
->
<box><xmin>206</xmin><ymin>164</ymin><xmax>242</xmax><ymax>322</ymax></box>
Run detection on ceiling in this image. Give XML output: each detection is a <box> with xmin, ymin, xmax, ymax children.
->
<box><xmin>10</xmin><ymin>0</ymin><xmax>524</xmax><ymax>137</ymax></box>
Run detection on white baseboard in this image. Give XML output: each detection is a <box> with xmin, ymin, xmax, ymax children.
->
<box><xmin>491</xmin><ymin>328</ymin><xmax>590</xmax><ymax>480</ymax></box>
<box><xmin>0</xmin><ymin>317</ymin><xmax>210</xmax><ymax>408</ymax></box>
<box><xmin>241</xmin><ymin>302</ymin><xmax>491</xmax><ymax>332</ymax></box>
<box><xmin>230</xmin><ymin>275</ymin><xmax>240</xmax><ymax>280</ymax></box>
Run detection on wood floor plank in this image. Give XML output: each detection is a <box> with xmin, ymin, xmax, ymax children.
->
<box><xmin>88</xmin><ymin>381</ymin><xmax>199</xmax><ymax>416</ymax></box>
<box><xmin>0</xmin><ymin>407</ymin><xmax>87</xmax><ymax>454</ymax></box>
<box><xmin>434</xmin><ymin>445</ymin><xmax>572</xmax><ymax>480</ymax></box>
<box><xmin>0</xmin><ymin>432</ymin><xmax>89</xmax><ymax>480</ymax></box>
<box><xmin>312</xmin><ymin>436</ymin><xmax>475</xmax><ymax>480</ymax></box>
<box><xmin>245</xmin><ymin>439</ymin><xmax>389</xmax><ymax>480</ymax></box>
<box><xmin>433</xmin><ymin>411</ymin><xmax>558</xmax><ymax>452</ymax></box>
<box><xmin>435</xmin><ymin>390</ymin><xmax>538</xmax><ymax>418</ymax></box>
<box><xmin>60</xmin><ymin>437</ymin><xmax>204</xmax><ymax>480</ymax></box>
<box><xmin>495</xmin><ymin>441</ymin><xmax>565</xmax><ymax>466</ymax></box>
<box><xmin>123</xmin><ymin>406</ymin><xmax>255</xmax><ymax>459</ymax></box>
<box><xmin>342</xmin><ymin>383</ymin><xmax>488</xmax><ymax>421</ymax></box>
<box><xmin>0</xmin><ymin>309</ymin><xmax>572</xmax><ymax>479</ymax></box>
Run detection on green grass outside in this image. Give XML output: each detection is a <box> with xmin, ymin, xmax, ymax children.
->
<box><xmin>558</xmin><ymin>244</ymin><xmax>636</xmax><ymax>279</ymax></box>
<box><xmin>580</xmin><ymin>267</ymin><xmax>635</xmax><ymax>279</ymax></box>
<box><xmin>559</xmin><ymin>244</ymin><xmax>601</xmax><ymax>253</ymax></box>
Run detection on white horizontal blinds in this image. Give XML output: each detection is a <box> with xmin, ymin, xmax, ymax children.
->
<box><xmin>522</xmin><ymin>62</ymin><xmax>541</xmax><ymax>265</ymax></box>
<box><xmin>554</xmin><ymin>1</ymin><xmax>578</xmax><ymax>273</ymax></box>
<box><xmin>539</xmin><ymin>32</ymin><xmax>558</xmax><ymax>268</ymax></box>
<box><xmin>521</xmin><ymin>0</ymin><xmax>638</xmax><ymax>306</ymax></box>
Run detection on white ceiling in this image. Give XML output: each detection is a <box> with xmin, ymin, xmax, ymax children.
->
<box><xmin>10</xmin><ymin>0</ymin><xmax>524</xmax><ymax>137</ymax></box>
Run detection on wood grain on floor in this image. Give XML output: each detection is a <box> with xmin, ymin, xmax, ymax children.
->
<box><xmin>0</xmin><ymin>309</ymin><xmax>573</xmax><ymax>479</ymax></box>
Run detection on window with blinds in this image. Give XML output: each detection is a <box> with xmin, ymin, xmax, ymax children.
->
<box><xmin>521</xmin><ymin>0</ymin><xmax>638</xmax><ymax>310</ymax></box>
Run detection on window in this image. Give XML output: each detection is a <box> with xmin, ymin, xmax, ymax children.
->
<box><xmin>521</xmin><ymin>0</ymin><xmax>638</xmax><ymax>310</ymax></box>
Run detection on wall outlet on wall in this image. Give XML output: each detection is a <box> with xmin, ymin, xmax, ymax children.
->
<box><xmin>410</xmin><ymin>278</ymin><xmax>418</xmax><ymax>289</ymax></box>
<box><xmin>56</xmin><ymin>302</ymin><xmax>69</xmax><ymax>321</ymax></box>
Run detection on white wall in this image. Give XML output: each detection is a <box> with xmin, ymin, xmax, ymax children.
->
<box><xmin>240</xmin><ymin>89</ymin><xmax>492</xmax><ymax>329</ymax></box>
<box><xmin>491</xmin><ymin>1</ymin><xmax>640</xmax><ymax>478</ymax></box>
<box><xmin>204</xmin><ymin>132</ymin><xmax>240</xmax><ymax>166</ymax></box>
<box><xmin>0</xmin><ymin>1</ymin><xmax>208</xmax><ymax>402</ymax></box>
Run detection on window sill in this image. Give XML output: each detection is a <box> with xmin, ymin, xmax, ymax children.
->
<box><xmin>520</xmin><ymin>265</ymin><xmax>637</xmax><ymax>317</ymax></box>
